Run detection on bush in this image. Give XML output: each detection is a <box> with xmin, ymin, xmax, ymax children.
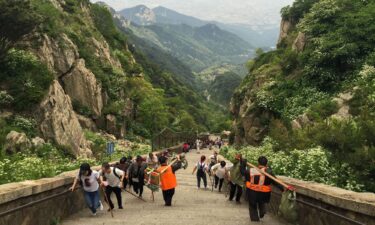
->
<box><xmin>0</xmin><ymin>49</ymin><xmax>54</xmax><ymax>110</ymax></box>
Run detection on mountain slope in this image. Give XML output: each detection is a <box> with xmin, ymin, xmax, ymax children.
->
<box><xmin>129</xmin><ymin>23</ymin><xmax>253</xmax><ymax>72</ymax></box>
<box><xmin>231</xmin><ymin>0</ymin><xmax>375</xmax><ymax>191</ymax></box>
<box><xmin>120</xmin><ymin>5</ymin><xmax>280</xmax><ymax>48</ymax></box>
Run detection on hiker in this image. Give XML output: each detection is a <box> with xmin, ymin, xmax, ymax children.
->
<box><xmin>183</xmin><ymin>142</ymin><xmax>190</xmax><ymax>153</ymax></box>
<box><xmin>228</xmin><ymin>153</ymin><xmax>246</xmax><ymax>203</ymax></box>
<box><xmin>241</xmin><ymin>156</ymin><xmax>293</xmax><ymax>221</ymax></box>
<box><xmin>156</xmin><ymin>155</ymin><xmax>182</xmax><ymax>206</ymax></box>
<box><xmin>146</xmin><ymin>152</ymin><xmax>158</xmax><ymax>169</ymax></box>
<box><xmin>116</xmin><ymin>157</ymin><xmax>130</xmax><ymax>189</ymax></box>
<box><xmin>210</xmin><ymin>161</ymin><xmax>228</xmax><ymax>192</ymax></box>
<box><xmin>192</xmin><ymin>155</ymin><xmax>208</xmax><ymax>189</ymax></box>
<box><xmin>100</xmin><ymin>162</ymin><xmax>125</xmax><ymax>210</ymax></box>
<box><xmin>127</xmin><ymin>155</ymin><xmax>147</xmax><ymax>197</ymax></box>
<box><xmin>196</xmin><ymin>138</ymin><xmax>200</xmax><ymax>152</ymax></box>
<box><xmin>69</xmin><ymin>163</ymin><xmax>103</xmax><ymax>216</ymax></box>
<box><xmin>208</xmin><ymin>151</ymin><xmax>218</xmax><ymax>174</ymax></box>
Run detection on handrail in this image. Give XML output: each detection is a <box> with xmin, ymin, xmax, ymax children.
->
<box><xmin>272</xmin><ymin>191</ymin><xmax>366</xmax><ymax>225</ymax></box>
<box><xmin>0</xmin><ymin>186</ymin><xmax>79</xmax><ymax>218</ymax></box>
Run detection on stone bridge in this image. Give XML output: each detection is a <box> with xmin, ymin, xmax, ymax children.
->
<box><xmin>0</xmin><ymin>147</ymin><xmax>374</xmax><ymax>225</ymax></box>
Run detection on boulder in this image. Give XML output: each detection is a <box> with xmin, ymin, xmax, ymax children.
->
<box><xmin>31</xmin><ymin>137</ymin><xmax>46</xmax><ymax>147</ymax></box>
<box><xmin>39</xmin><ymin>80</ymin><xmax>91</xmax><ymax>157</ymax></box>
<box><xmin>292</xmin><ymin>32</ymin><xmax>307</xmax><ymax>52</ymax></box>
<box><xmin>5</xmin><ymin>131</ymin><xmax>31</xmax><ymax>154</ymax></box>
<box><xmin>76</xmin><ymin>114</ymin><xmax>98</xmax><ymax>131</ymax></box>
<box><xmin>61</xmin><ymin>59</ymin><xmax>103</xmax><ymax>117</ymax></box>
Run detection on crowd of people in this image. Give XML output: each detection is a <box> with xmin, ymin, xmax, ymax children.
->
<box><xmin>70</xmin><ymin>137</ymin><xmax>294</xmax><ymax>222</ymax></box>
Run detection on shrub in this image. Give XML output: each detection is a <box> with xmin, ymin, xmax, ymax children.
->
<box><xmin>0</xmin><ymin>49</ymin><xmax>54</xmax><ymax>110</ymax></box>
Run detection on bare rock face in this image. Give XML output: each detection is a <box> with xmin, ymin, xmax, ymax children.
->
<box><xmin>277</xmin><ymin>19</ymin><xmax>292</xmax><ymax>45</ymax></box>
<box><xmin>61</xmin><ymin>59</ymin><xmax>103</xmax><ymax>117</ymax></box>
<box><xmin>39</xmin><ymin>80</ymin><xmax>91</xmax><ymax>157</ymax></box>
<box><xmin>77</xmin><ymin>114</ymin><xmax>98</xmax><ymax>131</ymax></box>
<box><xmin>32</xmin><ymin>34</ymin><xmax>79</xmax><ymax>78</ymax></box>
<box><xmin>90</xmin><ymin>37</ymin><xmax>122</xmax><ymax>70</ymax></box>
<box><xmin>31</xmin><ymin>137</ymin><xmax>46</xmax><ymax>147</ymax></box>
<box><xmin>106</xmin><ymin>114</ymin><xmax>117</xmax><ymax>135</ymax></box>
<box><xmin>331</xmin><ymin>92</ymin><xmax>353</xmax><ymax>120</ymax></box>
<box><xmin>5</xmin><ymin>131</ymin><xmax>31</xmax><ymax>154</ymax></box>
<box><xmin>291</xmin><ymin>113</ymin><xmax>312</xmax><ymax>130</ymax></box>
<box><xmin>292</xmin><ymin>32</ymin><xmax>307</xmax><ymax>52</ymax></box>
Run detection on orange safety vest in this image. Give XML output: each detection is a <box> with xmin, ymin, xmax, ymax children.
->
<box><xmin>246</xmin><ymin>166</ymin><xmax>272</xmax><ymax>193</ymax></box>
<box><xmin>156</xmin><ymin>165</ymin><xmax>177</xmax><ymax>191</ymax></box>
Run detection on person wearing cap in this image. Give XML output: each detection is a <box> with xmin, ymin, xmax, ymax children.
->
<box><xmin>241</xmin><ymin>156</ymin><xmax>294</xmax><ymax>221</ymax></box>
<box><xmin>228</xmin><ymin>153</ymin><xmax>246</xmax><ymax>203</ymax></box>
<box><xmin>127</xmin><ymin>155</ymin><xmax>147</xmax><ymax>197</ymax></box>
<box><xmin>69</xmin><ymin>163</ymin><xmax>103</xmax><ymax>216</ymax></box>
<box><xmin>156</xmin><ymin>155</ymin><xmax>182</xmax><ymax>206</ymax></box>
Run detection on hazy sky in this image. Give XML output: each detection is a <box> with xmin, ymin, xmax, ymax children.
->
<box><xmin>93</xmin><ymin>0</ymin><xmax>295</xmax><ymax>25</ymax></box>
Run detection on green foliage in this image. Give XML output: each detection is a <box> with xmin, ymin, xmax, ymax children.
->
<box><xmin>281</xmin><ymin>0</ymin><xmax>319</xmax><ymax>22</ymax></box>
<box><xmin>72</xmin><ymin>100</ymin><xmax>94</xmax><ymax>117</ymax></box>
<box><xmin>306</xmin><ymin>99</ymin><xmax>338</xmax><ymax>121</ymax></box>
<box><xmin>222</xmin><ymin>137</ymin><xmax>366</xmax><ymax>191</ymax></box>
<box><xmin>0</xmin><ymin>49</ymin><xmax>54</xmax><ymax>110</ymax></box>
<box><xmin>0</xmin><ymin>0</ymin><xmax>41</xmax><ymax>59</ymax></box>
<box><xmin>0</xmin><ymin>90</ymin><xmax>14</xmax><ymax>107</ymax></box>
<box><xmin>208</xmin><ymin>72</ymin><xmax>242</xmax><ymax>106</ymax></box>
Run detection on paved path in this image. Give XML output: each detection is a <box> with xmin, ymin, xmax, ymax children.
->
<box><xmin>62</xmin><ymin>148</ymin><xmax>286</xmax><ymax>225</ymax></box>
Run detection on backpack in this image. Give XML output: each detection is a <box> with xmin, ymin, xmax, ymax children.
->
<box><xmin>197</xmin><ymin>162</ymin><xmax>205</xmax><ymax>175</ymax></box>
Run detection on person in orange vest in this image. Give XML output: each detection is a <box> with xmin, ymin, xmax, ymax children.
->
<box><xmin>241</xmin><ymin>156</ymin><xmax>294</xmax><ymax>221</ymax></box>
<box><xmin>156</xmin><ymin>155</ymin><xmax>182</xmax><ymax>206</ymax></box>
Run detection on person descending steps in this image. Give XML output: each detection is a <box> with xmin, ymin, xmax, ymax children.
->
<box><xmin>155</xmin><ymin>155</ymin><xmax>182</xmax><ymax>206</ymax></box>
<box><xmin>192</xmin><ymin>155</ymin><xmax>208</xmax><ymax>189</ymax></box>
<box><xmin>99</xmin><ymin>162</ymin><xmax>126</xmax><ymax>211</ymax></box>
<box><xmin>69</xmin><ymin>163</ymin><xmax>104</xmax><ymax>216</ymax></box>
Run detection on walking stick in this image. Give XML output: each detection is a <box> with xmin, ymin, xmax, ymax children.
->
<box><xmin>208</xmin><ymin>173</ymin><xmax>214</xmax><ymax>192</ymax></box>
<box><xmin>123</xmin><ymin>188</ymin><xmax>147</xmax><ymax>202</ymax></box>
<box><xmin>101</xmin><ymin>186</ymin><xmax>114</xmax><ymax>218</ymax></box>
<box><xmin>246</xmin><ymin>162</ymin><xmax>290</xmax><ymax>189</ymax></box>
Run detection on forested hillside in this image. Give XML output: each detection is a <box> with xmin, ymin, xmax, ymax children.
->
<box><xmin>0</xmin><ymin>0</ymin><xmax>230</xmax><ymax>183</ymax></box>
<box><xmin>231</xmin><ymin>0</ymin><xmax>375</xmax><ymax>192</ymax></box>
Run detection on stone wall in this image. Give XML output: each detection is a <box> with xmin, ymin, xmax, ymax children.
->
<box><xmin>0</xmin><ymin>145</ymin><xmax>183</xmax><ymax>225</ymax></box>
<box><xmin>268</xmin><ymin>176</ymin><xmax>375</xmax><ymax>225</ymax></box>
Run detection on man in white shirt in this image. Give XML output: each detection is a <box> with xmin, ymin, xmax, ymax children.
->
<box><xmin>100</xmin><ymin>162</ymin><xmax>125</xmax><ymax>210</ymax></box>
<box><xmin>210</xmin><ymin>161</ymin><xmax>229</xmax><ymax>192</ymax></box>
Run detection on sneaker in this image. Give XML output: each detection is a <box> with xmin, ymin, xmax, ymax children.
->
<box><xmin>99</xmin><ymin>201</ymin><xmax>104</xmax><ymax>211</ymax></box>
<box><xmin>92</xmin><ymin>212</ymin><xmax>97</xmax><ymax>216</ymax></box>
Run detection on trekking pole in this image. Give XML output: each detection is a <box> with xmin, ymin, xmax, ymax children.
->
<box><xmin>124</xmin><ymin>189</ymin><xmax>147</xmax><ymax>202</ymax></box>
<box><xmin>101</xmin><ymin>186</ymin><xmax>114</xmax><ymax>218</ymax></box>
<box><xmin>246</xmin><ymin>162</ymin><xmax>290</xmax><ymax>189</ymax></box>
<box><xmin>209</xmin><ymin>173</ymin><xmax>214</xmax><ymax>192</ymax></box>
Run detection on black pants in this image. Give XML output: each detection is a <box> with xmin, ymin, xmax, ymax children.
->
<box><xmin>197</xmin><ymin>172</ymin><xmax>207</xmax><ymax>188</ymax></box>
<box><xmin>122</xmin><ymin>179</ymin><xmax>128</xmax><ymax>189</ymax></box>
<box><xmin>247</xmin><ymin>189</ymin><xmax>266</xmax><ymax>221</ymax></box>
<box><xmin>214</xmin><ymin>175</ymin><xmax>224</xmax><ymax>191</ymax></box>
<box><xmin>162</xmin><ymin>188</ymin><xmax>175</xmax><ymax>206</ymax></box>
<box><xmin>229</xmin><ymin>182</ymin><xmax>242</xmax><ymax>202</ymax></box>
<box><xmin>105</xmin><ymin>186</ymin><xmax>122</xmax><ymax>209</ymax></box>
<box><xmin>132</xmin><ymin>182</ymin><xmax>143</xmax><ymax>197</ymax></box>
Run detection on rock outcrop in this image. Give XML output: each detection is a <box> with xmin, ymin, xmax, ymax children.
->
<box><xmin>5</xmin><ymin>131</ymin><xmax>31</xmax><ymax>154</ymax></box>
<box><xmin>31</xmin><ymin>137</ymin><xmax>46</xmax><ymax>148</ymax></box>
<box><xmin>292</xmin><ymin>32</ymin><xmax>307</xmax><ymax>52</ymax></box>
<box><xmin>91</xmin><ymin>37</ymin><xmax>122</xmax><ymax>69</ymax></box>
<box><xmin>31</xmin><ymin>34</ymin><xmax>79</xmax><ymax>78</ymax></box>
<box><xmin>61</xmin><ymin>59</ymin><xmax>103</xmax><ymax>117</ymax></box>
<box><xmin>39</xmin><ymin>80</ymin><xmax>91</xmax><ymax>157</ymax></box>
<box><xmin>77</xmin><ymin>114</ymin><xmax>98</xmax><ymax>131</ymax></box>
<box><xmin>277</xmin><ymin>18</ymin><xmax>292</xmax><ymax>45</ymax></box>
<box><xmin>331</xmin><ymin>92</ymin><xmax>353</xmax><ymax>120</ymax></box>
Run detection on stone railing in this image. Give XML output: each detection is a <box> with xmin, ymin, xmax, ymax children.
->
<box><xmin>268</xmin><ymin>176</ymin><xmax>375</xmax><ymax>225</ymax></box>
<box><xmin>0</xmin><ymin>145</ymin><xmax>183</xmax><ymax>225</ymax></box>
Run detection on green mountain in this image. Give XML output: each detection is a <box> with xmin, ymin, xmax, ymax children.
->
<box><xmin>231</xmin><ymin>0</ymin><xmax>375</xmax><ymax>191</ymax></box>
<box><xmin>129</xmin><ymin>23</ymin><xmax>254</xmax><ymax>72</ymax></box>
<box><xmin>0</xmin><ymin>0</ymin><xmax>229</xmax><ymax>161</ymax></box>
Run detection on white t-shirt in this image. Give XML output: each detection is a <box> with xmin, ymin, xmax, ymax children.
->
<box><xmin>210</xmin><ymin>163</ymin><xmax>227</xmax><ymax>179</ymax></box>
<box><xmin>100</xmin><ymin>167</ymin><xmax>124</xmax><ymax>187</ymax></box>
<box><xmin>78</xmin><ymin>171</ymin><xmax>100</xmax><ymax>192</ymax></box>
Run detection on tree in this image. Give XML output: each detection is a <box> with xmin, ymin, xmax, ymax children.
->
<box><xmin>0</xmin><ymin>0</ymin><xmax>41</xmax><ymax>60</ymax></box>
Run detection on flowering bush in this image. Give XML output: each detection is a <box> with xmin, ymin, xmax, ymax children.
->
<box><xmin>221</xmin><ymin>137</ymin><xmax>365</xmax><ymax>191</ymax></box>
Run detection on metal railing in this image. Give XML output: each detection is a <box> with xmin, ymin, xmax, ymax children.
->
<box><xmin>151</xmin><ymin>127</ymin><xmax>196</xmax><ymax>151</ymax></box>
